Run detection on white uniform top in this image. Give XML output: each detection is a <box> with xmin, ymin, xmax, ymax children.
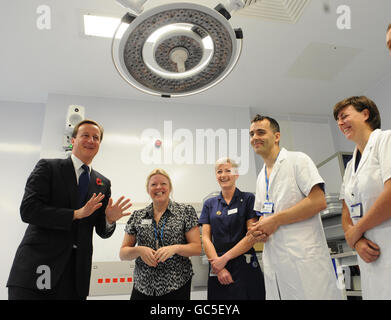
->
<box><xmin>254</xmin><ymin>148</ymin><xmax>341</xmax><ymax>300</ymax></box>
<box><xmin>340</xmin><ymin>129</ymin><xmax>391</xmax><ymax>300</ymax></box>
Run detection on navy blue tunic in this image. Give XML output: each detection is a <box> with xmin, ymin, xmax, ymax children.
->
<box><xmin>199</xmin><ymin>188</ymin><xmax>265</xmax><ymax>300</ymax></box>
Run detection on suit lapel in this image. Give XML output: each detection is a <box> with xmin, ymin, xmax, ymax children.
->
<box><xmin>88</xmin><ymin>170</ymin><xmax>97</xmax><ymax>198</ymax></box>
<box><xmin>88</xmin><ymin>169</ymin><xmax>105</xmax><ymax>198</ymax></box>
<box><xmin>60</xmin><ymin>157</ymin><xmax>79</xmax><ymax>209</ymax></box>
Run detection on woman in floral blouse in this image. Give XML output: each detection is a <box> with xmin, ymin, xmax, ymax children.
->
<box><xmin>120</xmin><ymin>168</ymin><xmax>201</xmax><ymax>299</ymax></box>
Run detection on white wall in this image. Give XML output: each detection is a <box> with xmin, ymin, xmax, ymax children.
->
<box><xmin>42</xmin><ymin>93</ymin><xmax>258</xmax><ymax>200</ymax></box>
<box><xmin>364</xmin><ymin>73</ymin><xmax>391</xmax><ymax>129</ymax></box>
<box><xmin>0</xmin><ymin>101</ymin><xmax>45</xmax><ymax>300</ymax></box>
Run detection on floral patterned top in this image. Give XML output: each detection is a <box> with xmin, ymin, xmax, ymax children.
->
<box><xmin>125</xmin><ymin>200</ymin><xmax>199</xmax><ymax>296</ymax></box>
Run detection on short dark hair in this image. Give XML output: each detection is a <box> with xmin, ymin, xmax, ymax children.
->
<box><xmin>333</xmin><ymin>96</ymin><xmax>381</xmax><ymax>130</ymax></box>
<box><xmin>251</xmin><ymin>114</ymin><xmax>280</xmax><ymax>133</ymax></box>
<box><xmin>72</xmin><ymin>119</ymin><xmax>104</xmax><ymax>141</ymax></box>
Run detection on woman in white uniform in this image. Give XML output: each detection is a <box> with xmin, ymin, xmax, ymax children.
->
<box><xmin>334</xmin><ymin>96</ymin><xmax>391</xmax><ymax>300</ymax></box>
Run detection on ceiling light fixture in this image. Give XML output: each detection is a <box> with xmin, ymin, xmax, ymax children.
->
<box><xmin>111</xmin><ymin>0</ymin><xmax>245</xmax><ymax>98</ymax></box>
<box><xmin>83</xmin><ymin>14</ymin><xmax>128</xmax><ymax>39</ymax></box>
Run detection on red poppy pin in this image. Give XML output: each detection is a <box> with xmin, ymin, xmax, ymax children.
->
<box><xmin>96</xmin><ymin>178</ymin><xmax>104</xmax><ymax>186</ymax></box>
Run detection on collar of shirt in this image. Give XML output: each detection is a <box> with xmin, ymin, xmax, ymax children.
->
<box><xmin>276</xmin><ymin>147</ymin><xmax>287</xmax><ymax>163</ymax></box>
<box><xmin>144</xmin><ymin>200</ymin><xmax>177</xmax><ymax>218</ymax></box>
<box><xmin>352</xmin><ymin>128</ymin><xmax>380</xmax><ymax>162</ymax></box>
<box><xmin>217</xmin><ymin>187</ymin><xmax>242</xmax><ymax>205</ymax></box>
<box><xmin>71</xmin><ymin>154</ymin><xmax>92</xmax><ymax>183</ymax></box>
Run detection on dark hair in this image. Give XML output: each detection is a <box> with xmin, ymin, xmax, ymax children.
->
<box><xmin>251</xmin><ymin>114</ymin><xmax>280</xmax><ymax>133</ymax></box>
<box><xmin>72</xmin><ymin>119</ymin><xmax>104</xmax><ymax>141</ymax></box>
<box><xmin>333</xmin><ymin>96</ymin><xmax>381</xmax><ymax>130</ymax></box>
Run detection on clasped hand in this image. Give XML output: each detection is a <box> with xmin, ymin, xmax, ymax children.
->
<box><xmin>209</xmin><ymin>255</ymin><xmax>229</xmax><ymax>274</ymax></box>
<box><xmin>246</xmin><ymin>215</ymin><xmax>277</xmax><ymax>242</ymax></box>
<box><xmin>208</xmin><ymin>256</ymin><xmax>234</xmax><ymax>286</ymax></box>
<box><xmin>217</xmin><ymin>268</ymin><xmax>234</xmax><ymax>285</ymax></box>
<box><xmin>139</xmin><ymin>245</ymin><xmax>178</xmax><ymax>267</ymax></box>
<box><xmin>344</xmin><ymin>225</ymin><xmax>381</xmax><ymax>263</ymax></box>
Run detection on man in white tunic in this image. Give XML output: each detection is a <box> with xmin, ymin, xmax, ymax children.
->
<box><xmin>247</xmin><ymin>115</ymin><xmax>341</xmax><ymax>300</ymax></box>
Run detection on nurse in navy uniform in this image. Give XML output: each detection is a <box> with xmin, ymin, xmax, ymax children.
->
<box><xmin>199</xmin><ymin>158</ymin><xmax>265</xmax><ymax>300</ymax></box>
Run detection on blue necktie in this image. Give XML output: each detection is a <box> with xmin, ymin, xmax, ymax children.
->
<box><xmin>78</xmin><ymin>164</ymin><xmax>90</xmax><ymax>207</ymax></box>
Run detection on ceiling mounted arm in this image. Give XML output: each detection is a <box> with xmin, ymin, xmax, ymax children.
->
<box><xmin>116</xmin><ymin>0</ymin><xmax>148</xmax><ymax>15</ymax></box>
<box><xmin>222</xmin><ymin>0</ymin><xmax>245</xmax><ymax>13</ymax></box>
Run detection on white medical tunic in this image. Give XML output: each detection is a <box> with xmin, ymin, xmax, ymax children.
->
<box><xmin>340</xmin><ymin>129</ymin><xmax>391</xmax><ymax>300</ymax></box>
<box><xmin>254</xmin><ymin>148</ymin><xmax>341</xmax><ymax>300</ymax></box>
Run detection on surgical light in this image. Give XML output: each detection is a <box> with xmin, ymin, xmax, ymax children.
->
<box><xmin>112</xmin><ymin>1</ymin><xmax>244</xmax><ymax>98</ymax></box>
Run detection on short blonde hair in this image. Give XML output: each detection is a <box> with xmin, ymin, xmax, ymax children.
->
<box><xmin>146</xmin><ymin>168</ymin><xmax>173</xmax><ymax>193</ymax></box>
<box><xmin>215</xmin><ymin>157</ymin><xmax>239</xmax><ymax>171</ymax></box>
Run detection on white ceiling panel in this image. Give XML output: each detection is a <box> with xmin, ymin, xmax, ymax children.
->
<box><xmin>0</xmin><ymin>0</ymin><xmax>390</xmax><ymax>116</ymax></box>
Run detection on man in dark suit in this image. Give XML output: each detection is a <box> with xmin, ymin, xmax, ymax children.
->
<box><xmin>7</xmin><ymin>119</ymin><xmax>132</xmax><ymax>299</ymax></box>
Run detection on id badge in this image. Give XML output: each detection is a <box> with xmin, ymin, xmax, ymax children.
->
<box><xmin>260</xmin><ymin>202</ymin><xmax>274</xmax><ymax>215</ymax></box>
<box><xmin>141</xmin><ymin>219</ymin><xmax>152</xmax><ymax>225</ymax></box>
<box><xmin>350</xmin><ymin>203</ymin><xmax>363</xmax><ymax>219</ymax></box>
<box><xmin>228</xmin><ymin>208</ymin><xmax>238</xmax><ymax>215</ymax></box>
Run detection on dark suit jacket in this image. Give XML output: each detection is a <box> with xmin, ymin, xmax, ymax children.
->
<box><xmin>7</xmin><ymin>157</ymin><xmax>115</xmax><ymax>297</ymax></box>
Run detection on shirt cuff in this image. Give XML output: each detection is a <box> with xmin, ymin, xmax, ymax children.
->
<box><xmin>105</xmin><ymin>218</ymin><xmax>116</xmax><ymax>230</ymax></box>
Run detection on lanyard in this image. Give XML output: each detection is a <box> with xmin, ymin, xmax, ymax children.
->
<box><xmin>265</xmin><ymin>169</ymin><xmax>270</xmax><ymax>201</ymax></box>
<box><xmin>264</xmin><ymin>150</ymin><xmax>280</xmax><ymax>201</ymax></box>
<box><xmin>153</xmin><ymin>215</ymin><xmax>167</xmax><ymax>247</ymax></box>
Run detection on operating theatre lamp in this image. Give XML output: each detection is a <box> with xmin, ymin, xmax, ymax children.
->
<box><xmin>112</xmin><ymin>0</ymin><xmax>245</xmax><ymax>98</ymax></box>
